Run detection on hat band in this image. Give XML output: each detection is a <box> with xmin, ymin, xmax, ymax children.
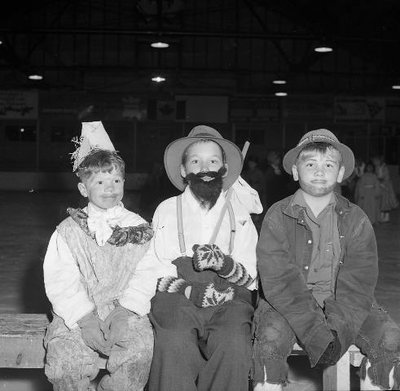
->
<box><xmin>192</xmin><ymin>132</ymin><xmax>221</xmax><ymax>139</ymax></box>
<box><xmin>298</xmin><ymin>134</ymin><xmax>339</xmax><ymax>147</ymax></box>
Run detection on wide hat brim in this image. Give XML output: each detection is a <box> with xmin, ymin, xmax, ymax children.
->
<box><xmin>282</xmin><ymin>130</ymin><xmax>355</xmax><ymax>180</ymax></box>
<box><xmin>164</xmin><ymin>125</ymin><xmax>243</xmax><ymax>191</ymax></box>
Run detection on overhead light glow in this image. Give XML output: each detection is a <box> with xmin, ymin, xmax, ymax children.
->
<box><xmin>273</xmin><ymin>80</ymin><xmax>286</xmax><ymax>85</ymax></box>
<box><xmin>28</xmin><ymin>74</ymin><xmax>43</xmax><ymax>80</ymax></box>
<box><xmin>392</xmin><ymin>84</ymin><xmax>400</xmax><ymax>90</ymax></box>
<box><xmin>314</xmin><ymin>46</ymin><xmax>333</xmax><ymax>53</ymax></box>
<box><xmin>275</xmin><ymin>92</ymin><xmax>287</xmax><ymax>97</ymax></box>
<box><xmin>151</xmin><ymin>41</ymin><xmax>169</xmax><ymax>48</ymax></box>
<box><xmin>152</xmin><ymin>76</ymin><xmax>166</xmax><ymax>83</ymax></box>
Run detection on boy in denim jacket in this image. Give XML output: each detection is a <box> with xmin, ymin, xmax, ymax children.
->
<box><xmin>253</xmin><ymin>129</ymin><xmax>400</xmax><ymax>391</ymax></box>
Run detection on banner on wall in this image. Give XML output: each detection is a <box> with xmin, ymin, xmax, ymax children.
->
<box><xmin>230</xmin><ymin>97</ymin><xmax>280</xmax><ymax>122</ymax></box>
<box><xmin>334</xmin><ymin>97</ymin><xmax>385</xmax><ymax>121</ymax></box>
<box><xmin>0</xmin><ymin>90</ymin><xmax>38</xmax><ymax>119</ymax></box>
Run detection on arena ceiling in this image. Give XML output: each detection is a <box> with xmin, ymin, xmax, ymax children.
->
<box><xmin>1</xmin><ymin>0</ymin><xmax>400</xmax><ymax>96</ymax></box>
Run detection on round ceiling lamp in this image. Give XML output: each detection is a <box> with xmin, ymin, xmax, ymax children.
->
<box><xmin>151</xmin><ymin>41</ymin><xmax>169</xmax><ymax>48</ymax></box>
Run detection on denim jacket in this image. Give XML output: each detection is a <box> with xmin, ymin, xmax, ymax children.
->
<box><xmin>257</xmin><ymin>192</ymin><xmax>378</xmax><ymax>366</ymax></box>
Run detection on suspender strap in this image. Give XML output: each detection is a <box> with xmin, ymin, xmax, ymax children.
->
<box><xmin>208</xmin><ymin>188</ymin><xmax>236</xmax><ymax>255</ymax></box>
<box><xmin>226</xmin><ymin>200</ymin><xmax>236</xmax><ymax>255</ymax></box>
<box><xmin>176</xmin><ymin>195</ymin><xmax>186</xmax><ymax>256</ymax></box>
<box><xmin>176</xmin><ymin>190</ymin><xmax>236</xmax><ymax>256</ymax></box>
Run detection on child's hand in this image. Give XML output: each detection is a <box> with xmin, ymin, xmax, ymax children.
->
<box><xmin>77</xmin><ymin>312</ymin><xmax>110</xmax><ymax>356</ymax></box>
<box><xmin>156</xmin><ymin>276</ymin><xmax>235</xmax><ymax>308</ymax></box>
<box><xmin>190</xmin><ymin>282</ymin><xmax>235</xmax><ymax>308</ymax></box>
<box><xmin>192</xmin><ymin>244</ymin><xmax>226</xmax><ymax>272</ymax></box>
<box><xmin>316</xmin><ymin>330</ymin><xmax>342</xmax><ymax>366</ymax></box>
<box><xmin>103</xmin><ymin>305</ymin><xmax>134</xmax><ymax>348</ymax></box>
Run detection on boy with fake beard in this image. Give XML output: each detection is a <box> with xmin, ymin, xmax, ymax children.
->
<box><xmin>119</xmin><ymin>125</ymin><xmax>259</xmax><ymax>391</ymax></box>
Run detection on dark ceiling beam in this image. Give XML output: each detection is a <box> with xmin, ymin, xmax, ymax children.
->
<box><xmin>240</xmin><ymin>0</ymin><xmax>292</xmax><ymax>67</ymax></box>
<box><xmin>1</xmin><ymin>27</ymin><xmax>399</xmax><ymax>45</ymax></box>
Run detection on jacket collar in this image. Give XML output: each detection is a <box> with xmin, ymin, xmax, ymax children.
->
<box><xmin>283</xmin><ymin>191</ymin><xmax>351</xmax><ymax>220</ymax></box>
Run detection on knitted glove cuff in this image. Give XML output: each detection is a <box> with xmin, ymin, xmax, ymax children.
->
<box><xmin>217</xmin><ymin>256</ymin><xmax>234</xmax><ymax>276</ymax></box>
<box><xmin>218</xmin><ymin>257</ymin><xmax>254</xmax><ymax>287</ymax></box>
<box><xmin>156</xmin><ymin>276</ymin><xmax>190</xmax><ymax>295</ymax></box>
<box><xmin>190</xmin><ymin>282</ymin><xmax>235</xmax><ymax>308</ymax></box>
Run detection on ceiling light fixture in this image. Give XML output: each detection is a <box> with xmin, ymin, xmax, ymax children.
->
<box><xmin>273</xmin><ymin>79</ymin><xmax>287</xmax><ymax>85</ymax></box>
<box><xmin>152</xmin><ymin>76</ymin><xmax>166</xmax><ymax>83</ymax></box>
<box><xmin>392</xmin><ymin>84</ymin><xmax>400</xmax><ymax>90</ymax></box>
<box><xmin>275</xmin><ymin>92</ymin><xmax>288</xmax><ymax>97</ymax></box>
<box><xmin>314</xmin><ymin>45</ymin><xmax>333</xmax><ymax>53</ymax></box>
<box><xmin>151</xmin><ymin>41</ymin><xmax>169</xmax><ymax>48</ymax></box>
<box><xmin>28</xmin><ymin>74</ymin><xmax>43</xmax><ymax>80</ymax></box>
<box><xmin>314</xmin><ymin>39</ymin><xmax>333</xmax><ymax>53</ymax></box>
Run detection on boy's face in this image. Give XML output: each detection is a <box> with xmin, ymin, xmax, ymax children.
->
<box><xmin>78</xmin><ymin>168</ymin><xmax>124</xmax><ymax>210</ymax></box>
<box><xmin>180</xmin><ymin>140</ymin><xmax>227</xmax><ymax>181</ymax></box>
<box><xmin>292</xmin><ymin>148</ymin><xmax>345</xmax><ymax>197</ymax></box>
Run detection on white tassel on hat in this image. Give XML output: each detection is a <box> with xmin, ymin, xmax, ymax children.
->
<box><xmin>71</xmin><ymin>121</ymin><xmax>115</xmax><ymax>171</ymax></box>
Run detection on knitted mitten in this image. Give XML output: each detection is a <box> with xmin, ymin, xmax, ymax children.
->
<box><xmin>192</xmin><ymin>244</ymin><xmax>253</xmax><ymax>287</ymax></box>
<box><xmin>156</xmin><ymin>276</ymin><xmax>235</xmax><ymax>308</ymax></box>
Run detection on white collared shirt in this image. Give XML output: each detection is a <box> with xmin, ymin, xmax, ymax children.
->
<box><xmin>119</xmin><ymin>186</ymin><xmax>258</xmax><ymax>316</ymax></box>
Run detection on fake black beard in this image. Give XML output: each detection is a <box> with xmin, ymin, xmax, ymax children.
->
<box><xmin>184</xmin><ymin>167</ymin><xmax>226</xmax><ymax>209</ymax></box>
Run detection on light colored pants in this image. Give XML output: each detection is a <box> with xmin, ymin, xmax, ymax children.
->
<box><xmin>44</xmin><ymin>313</ymin><xmax>153</xmax><ymax>391</ymax></box>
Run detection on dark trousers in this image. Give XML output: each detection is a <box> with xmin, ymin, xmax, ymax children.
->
<box><xmin>148</xmin><ymin>291</ymin><xmax>254</xmax><ymax>391</ymax></box>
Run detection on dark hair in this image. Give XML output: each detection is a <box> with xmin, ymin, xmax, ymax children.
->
<box><xmin>297</xmin><ymin>142</ymin><xmax>343</xmax><ymax>165</ymax></box>
<box><xmin>76</xmin><ymin>149</ymin><xmax>125</xmax><ymax>181</ymax></box>
<box><xmin>181</xmin><ymin>139</ymin><xmax>226</xmax><ymax>165</ymax></box>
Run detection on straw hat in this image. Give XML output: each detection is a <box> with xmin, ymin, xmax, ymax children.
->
<box><xmin>282</xmin><ymin>128</ymin><xmax>355</xmax><ymax>180</ymax></box>
<box><xmin>164</xmin><ymin>125</ymin><xmax>243</xmax><ymax>191</ymax></box>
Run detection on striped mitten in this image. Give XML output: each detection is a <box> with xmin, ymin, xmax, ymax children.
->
<box><xmin>192</xmin><ymin>244</ymin><xmax>253</xmax><ymax>287</ymax></box>
<box><xmin>156</xmin><ymin>276</ymin><xmax>235</xmax><ymax>308</ymax></box>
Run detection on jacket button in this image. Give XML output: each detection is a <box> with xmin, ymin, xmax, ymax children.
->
<box><xmin>304</xmin><ymin>265</ymin><xmax>309</xmax><ymax>270</ymax></box>
<box><xmin>307</xmin><ymin>239</ymin><xmax>312</xmax><ymax>244</ymax></box>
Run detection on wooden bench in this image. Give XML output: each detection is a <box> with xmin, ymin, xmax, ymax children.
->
<box><xmin>0</xmin><ymin>313</ymin><xmax>107</xmax><ymax>369</ymax></box>
<box><xmin>291</xmin><ymin>343</ymin><xmax>364</xmax><ymax>391</ymax></box>
<box><xmin>0</xmin><ymin>314</ymin><xmax>364</xmax><ymax>390</ymax></box>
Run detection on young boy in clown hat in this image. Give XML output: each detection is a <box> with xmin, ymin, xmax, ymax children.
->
<box><xmin>43</xmin><ymin>121</ymin><xmax>154</xmax><ymax>391</ymax></box>
<box><xmin>118</xmin><ymin>124</ymin><xmax>259</xmax><ymax>391</ymax></box>
<box><xmin>253</xmin><ymin>129</ymin><xmax>400</xmax><ymax>391</ymax></box>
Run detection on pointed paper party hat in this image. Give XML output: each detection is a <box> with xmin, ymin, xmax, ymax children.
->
<box><xmin>70</xmin><ymin>121</ymin><xmax>115</xmax><ymax>171</ymax></box>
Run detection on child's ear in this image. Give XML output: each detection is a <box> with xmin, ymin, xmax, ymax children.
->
<box><xmin>180</xmin><ymin>164</ymin><xmax>187</xmax><ymax>179</ymax></box>
<box><xmin>337</xmin><ymin>166</ymin><xmax>345</xmax><ymax>184</ymax></box>
<box><xmin>291</xmin><ymin>165</ymin><xmax>299</xmax><ymax>181</ymax></box>
<box><xmin>77</xmin><ymin>182</ymin><xmax>88</xmax><ymax>198</ymax></box>
<box><xmin>222</xmin><ymin>163</ymin><xmax>228</xmax><ymax>178</ymax></box>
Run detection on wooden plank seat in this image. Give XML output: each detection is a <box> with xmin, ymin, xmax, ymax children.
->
<box><xmin>0</xmin><ymin>313</ymin><xmax>107</xmax><ymax>369</ymax></box>
<box><xmin>291</xmin><ymin>343</ymin><xmax>365</xmax><ymax>391</ymax></box>
<box><xmin>0</xmin><ymin>314</ymin><xmax>364</xmax><ymax>390</ymax></box>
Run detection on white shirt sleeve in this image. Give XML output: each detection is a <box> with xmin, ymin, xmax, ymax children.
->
<box><xmin>43</xmin><ymin>231</ymin><xmax>95</xmax><ymax>329</ymax></box>
<box><xmin>119</xmin><ymin>205</ymin><xmax>177</xmax><ymax>315</ymax></box>
<box><xmin>230</xmin><ymin>205</ymin><xmax>259</xmax><ymax>290</ymax></box>
<box><xmin>231</xmin><ymin>176</ymin><xmax>263</xmax><ymax>215</ymax></box>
